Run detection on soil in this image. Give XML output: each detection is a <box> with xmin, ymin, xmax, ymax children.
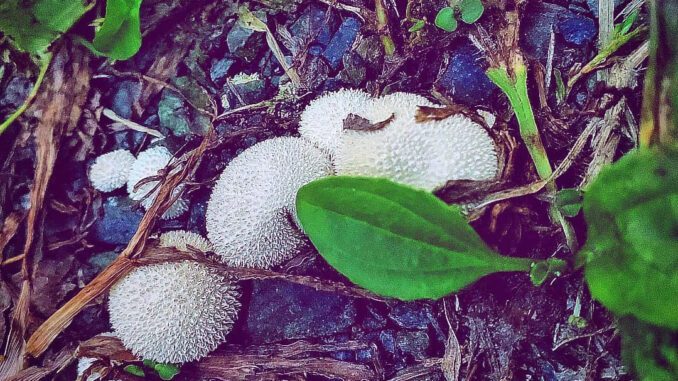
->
<box><xmin>0</xmin><ymin>0</ymin><xmax>643</xmax><ymax>380</ymax></box>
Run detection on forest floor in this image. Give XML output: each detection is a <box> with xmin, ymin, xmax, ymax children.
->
<box><xmin>0</xmin><ymin>0</ymin><xmax>646</xmax><ymax>380</ymax></box>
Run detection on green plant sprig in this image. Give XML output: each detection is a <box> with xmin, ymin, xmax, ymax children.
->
<box><xmin>486</xmin><ymin>63</ymin><xmax>578</xmax><ymax>252</ymax></box>
<box><xmin>434</xmin><ymin>0</ymin><xmax>484</xmax><ymax>33</ymax></box>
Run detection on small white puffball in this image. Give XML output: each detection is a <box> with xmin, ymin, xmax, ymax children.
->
<box><xmin>88</xmin><ymin>150</ymin><xmax>136</xmax><ymax>192</ymax></box>
<box><xmin>126</xmin><ymin>146</ymin><xmax>189</xmax><ymax>220</ymax></box>
<box><xmin>298</xmin><ymin>88</ymin><xmax>371</xmax><ymax>154</ymax></box>
<box><xmin>159</xmin><ymin>230</ymin><xmax>213</xmax><ymax>252</ymax></box>
<box><xmin>206</xmin><ymin>137</ymin><xmax>332</xmax><ymax>268</ymax></box>
<box><xmin>108</xmin><ymin>261</ymin><xmax>241</xmax><ymax>363</ymax></box>
<box><xmin>335</xmin><ymin>114</ymin><xmax>498</xmax><ymax>191</ymax></box>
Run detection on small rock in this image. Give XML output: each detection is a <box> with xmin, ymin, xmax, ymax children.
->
<box><xmin>436</xmin><ymin>41</ymin><xmax>498</xmax><ymax>106</ymax></box>
<box><xmin>110</xmin><ymin>80</ymin><xmax>141</xmax><ymax>119</ymax></box>
<box><xmin>520</xmin><ymin>2</ymin><xmax>597</xmax><ymax>61</ymax></box>
<box><xmin>339</xmin><ymin>52</ymin><xmax>366</xmax><ymax>86</ymax></box>
<box><xmin>289</xmin><ymin>5</ymin><xmax>338</xmax><ymax>48</ymax></box>
<box><xmin>379</xmin><ymin>330</ymin><xmax>397</xmax><ymax>355</ymax></box>
<box><xmin>88</xmin><ymin>251</ymin><xmax>119</xmax><ymax>272</ymax></box>
<box><xmin>363</xmin><ymin>306</ymin><xmax>388</xmax><ymax>331</ymax></box>
<box><xmin>227</xmin><ymin>13</ymin><xmax>267</xmax><ymax>62</ymax></box>
<box><xmin>113</xmin><ymin>130</ymin><xmax>145</xmax><ymax>152</ymax></box>
<box><xmin>0</xmin><ymin>76</ymin><xmax>32</xmax><ymax>110</ymax></box>
<box><xmin>322</xmin><ymin>17</ymin><xmax>362</xmax><ymax>71</ymax></box>
<box><xmin>187</xmin><ymin>199</ymin><xmax>208</xmax><ymax>236</ymax></box>
<box><xmin>158</xmin><ymin>89</ymin><xmax>190</xmax><ymax>137</ymax></box>
<box><xmin>227</xmin><ymin>73</ymin><xmax>271</xmax><ymax>106</ymax></box>
<box><xmin>355</xmin><ymin>35</ymin><xmax>384</xmax><ymax>72</ymax></box>
<box><xmin>94</xmin><ymin>197</ymin><xmax>144</xmax><ymax>245</ymax></box>
<box><xmin>389</xmin><ymin>302</ymin><xmax>433</xmax><ymax>330</ymax></box>
<box><xmin>559</xmin><ymin>14</ymin><xmax>597</xmax><ymax>46</ymax></box>
<box><xmin>31</xmin><ymin>257</ymin><xmax>77</xmax><ymax>316</ymax></box>
<box><xmin>396</xmin><ymin>331</ymin><xmax>430</xmax><ymax>360</ymax></box>
<box><xmin>246</xmin><ymin>279</ymin><xmax>357</xmax><ymax>344</ymax></box>
<box><xmin>210</xmin><ymin>57</ymin><xmax>236</xmax><ymax>86</ymax></box>
<box><xmin>299</xmin><ymin>55</ymin><xmax>330</xmax><ymax>90</ymax></box>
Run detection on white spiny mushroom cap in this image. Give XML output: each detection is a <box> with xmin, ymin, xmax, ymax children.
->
<box><xmin>336</xmin><ymin>113</ymin><xmax>498</xmax><ymax>191</ymax></box>
<box><xmin>299</xmin><ymin>88</ymin><xmax>371</xmax><ymax>154</ymax></box>
<box><xmin>108</xmin><ymin>261</ymin><xmax>240</xmax><ymax>363</ymax></box>
<box><xmin>206</xmin><ymin>137</ymin><xmax>332</xmax><ymax>268</ymax></box>
<box><xmin>159</xmin><ymin>230</ymin><xmax>213</xmax><ymax>252</ymax></box>
<box><xmin>88</xmin><ymin>149</ymin><xmax>136</xmax><ymax>192</ymax></box>
<box><xmin>127</xmin><ymin>146</ymin><xmax>188</xmax><ymax>220</ymax></box>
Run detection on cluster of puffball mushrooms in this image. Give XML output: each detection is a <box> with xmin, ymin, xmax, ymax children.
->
<box><xmin>86</xmin><ymin>89</ymin><xmax>498</xmax><ymax>364</ymax></box>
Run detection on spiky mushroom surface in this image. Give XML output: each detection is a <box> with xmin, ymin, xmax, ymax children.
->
<box><xmin>298</xmin><ymin>88</ymin><xmax>371</xmax><ymax>155</ymax></box>
<box><xmin>206</xmin><ymin>137</ymin><xmax>332</xmax><ymax>268</ymax></box>
<box><xmin>108</xmin><ymin>261</ymin><xmax>240</xmax><ymax>363</ymax></box>
<box><xmin>361</xmin><ymin>92</ymin><xmax>434</xmax><ymax>123</ymax></box>
<box><xmin>159</xmin><ymin>230</ymin><xmax>213</xmax><ymax>252</ymax></box>
<box><xmin>88</xmin><ymin>149</ymin><xmax>136</xmax><ymax>192</ymax></box>
<box><xmin>335</xmin><ymin>113</ymin><xmax>498</xmax><ymax>191</ymax></box>
<box><xmin>126</xmin><ymin>146</ymin><xmax>188</xmax><ymax>220</ymax></box>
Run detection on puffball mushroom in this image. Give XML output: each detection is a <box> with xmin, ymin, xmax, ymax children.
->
<box><xmin>335</xmin><ymin>113</ymin><xmax>498</xmax><ymax>191</ymax></box>
<box><xmin>159</xmin><ymin>230</ymin><xmax>213</xmax><ymax>252</ymax></box>
<box><xmin>88</xmin><ymin>149</ymin><xmax>136</xmax><ymax>192</ymax></box>
<box><xmin>108</xmin><ymin>261</ymin><xmax>240</xmax><ymax>363</ymax></box>
<box><xmin>127</xmin><ymin>146</ymin><xmax>189</xmax><ymax>220</ymax></box>
<box><xmin>299</xmin><ymin>88</ymin><xmax>371</xmax><ymax>154</ymax></box>
<box><xmin>206</xmin><ymin>137</ymin><xmax>332</xmax><ymax>268</ymax></box>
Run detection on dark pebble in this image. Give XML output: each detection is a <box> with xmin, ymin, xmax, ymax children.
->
<box><xmin>210</xmin><ymin>57</ymin><xmax>236</xmax><ymax>86</ymax></box>
<box><xmin>322</xmin><ymin>17</ymin><xmax>361</xmax><ymax>71</ymax></box>
<box><xmin>94</xmin><ymin>197</ymin><xmax>144</xmax><ymax>245</ymax></box>
<box><xmin>110</xmin><ymin>80</ymin><xmax>141</xmax><ymax>119</ymax></box>
<box><xmin>436</xmin><ymin>41</ymin><xmax>498</xmax><ymax>106</ymax></box>
<box><xmin>246</xmin><ymin>279</ymin><xmax>357</xmax><ymax>344</ymax></box>
<box><xmin>227</xmin><ymin>13</ymin><xmax>267</xmax><ymax>62</ymax></box>
<box><xmin>389</xmin><ymin>302</ymin><xmax>433</xmax><ymax>330</ymax></box>
<box><xmin>0</xmin><ymin>76</ymin><xmax>32</xmax><ymax>110</ymax></box>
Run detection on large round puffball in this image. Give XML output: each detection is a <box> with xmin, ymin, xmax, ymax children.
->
<box><xmin>108</xmin><ymin>261</ymin><xmax>240</xmax><ymax>363</ymax></box>
<box><xmin>206</xmin><ymin>137</ymin><xmax>332</xmax><ymax>268</ymax></box>
<box><xmin>298</xmin><ymin>89</ymin><xmax>371</xmax><ymax>155</ymax></box>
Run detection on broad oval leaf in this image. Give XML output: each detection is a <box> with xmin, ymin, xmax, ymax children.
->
<box><xmin>582</xmin><ymin>147</ymin><xmax>678</xmax><ymax>329</ymax></box>
<box><xmin>296</xmin><ymin>177</ymin><xmax>534</xmax><ymax>300</ymax></box>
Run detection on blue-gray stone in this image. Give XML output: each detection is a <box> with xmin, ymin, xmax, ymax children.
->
<box><xmin>379</xmin><ymin>330</ymin><xmax>396</xmax><ymax>355</ymax></box>
<box><xmin>94</xmin><ymin>197</ymin><xmax>144</xmax><ymax>245</ymax></box>
<box><xmin>396</xmin><ymin>331</ymin><xmax>430</xmax><ymax>360</ymax></box>
<box><xmin>210</xmin><ymin>57</ymin><xmax>235</xmax><ymax>86</ymax></box>
<box><xmin>110</xmin><ymin>80</ymin><xmax>141</xmax><ymax>119</ymax></box>
<box><xmin>558</xmin><ymin>14</ymin><xmax>597</xmax><ymax>46</ymax></box>
<box><xmin>246</xmin><ymin>279</ymin><xmax>357</xmax><ymax>344</ymax></box>
<box><xmin>521</xmin><ymin>2</ymin><xmax>597</xmax><ymax>61</ymax></box>
<box><xmin>88</xmin><ymin>251</ymin><xmax>119</xmax><ymax>272</ymax></box>
<box><xmin>290</xmin><ymin>5</ymin><xmax>337</xmax><ymax>48</ymax></box>
<box><xmin>389</xmin><ymin>302</ymin><xmax>433</xmax><ymax>329</ymax></box>
<box><xmin>0</xmin><ymin>76</ymin><xmax>32</xmax><ymax>109</ymax></box>
<box><xmin>436</xmin><ymin>41</ymin><xmax>498</xmax><ymax>106</ymax></box>
<box><xmin>322</xmin><ymin>17</ymin><xmax>361</xmax><ymax>70</ymax></box>
<box><xmin>227</xmin><ymin>13</ymin><xmax>267</xmax><ymax>62</ymax></box>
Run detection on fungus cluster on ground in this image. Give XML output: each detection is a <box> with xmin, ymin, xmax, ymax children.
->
<box><xmin>102</xmin><ymin>88</ymin><xmax>499</xmax><ymax>365</ymax></box>
<box><xmin>87</xmin><ymin>146</ymin><xmax>188</xmax><ymax>219</ymax></box>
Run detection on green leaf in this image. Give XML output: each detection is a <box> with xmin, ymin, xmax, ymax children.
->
<box><xmin>459</xmin><ymin>0</ymin><xmax>484</xmax><ymax>24</ymax></box>
<box><xmin>408</xmin><ymin>19</ymin><xmax>426</xmax><ymax>33</ymax></box>
<box><xmin>556</xmin><ymin>188</ymin><xmax>583</xmax><ymax>217</ymax></box>
<box><xmin>124</xmin><ymin>364</ymin><xmax>145</xmax><ymax>377</ymax></box>
<box><xmin>0</xmin><ymin>0</ymin><xmax>87</xmax><ymax>55</ymax></box>
<box><xmin>582</xmin><ymin>147</ymin><xmax>678</xmax><ymax>329</ymax></box>
<box><xmin>92</xmin><ymin>0</ymin><xmax>142</xmax><ymax>60</ymax></box>
<box><xmin>296</xmin><ymin>177</ymin><xmax>535</xmax><ymax>300</ymax></box>
<box><xmin>434</xmin><ymin>7</ymin><xmax>458</xmax><ymax>32</ymax></box>
<box><xmin>618</xmin><ymin>316</ymin><xmax>678</xmax><ymax>381</ymax></box>
<box><xmin>154</xmin><ymin>363</ymin><xmax>180</xmax><ymax>380</ymax></box>
<box><xmin>614</xmin><ymin>9</ymin><xmax>639</xmax><ymax>37</ymax></box>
